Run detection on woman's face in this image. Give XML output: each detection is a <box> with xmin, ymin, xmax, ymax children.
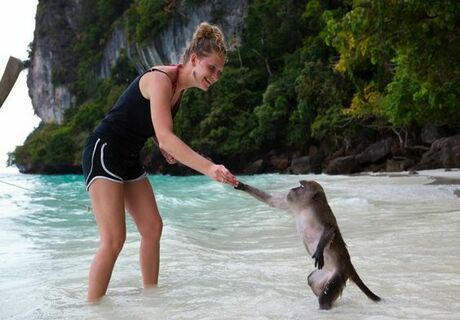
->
<box><xmin>192</xmin><ymin>52</ymin><xmax>225</xmax><ymax>91</ymax></box>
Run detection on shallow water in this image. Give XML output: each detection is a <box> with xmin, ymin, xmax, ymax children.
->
<box><xmin>0</xmin><ymin>171</ymin><xmax>459</xmax><ymax>319</ymax></box>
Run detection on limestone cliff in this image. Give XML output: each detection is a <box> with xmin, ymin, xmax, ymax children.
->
<box><xmin>27</xmin><ymin>0</ymin><xmax>79</xmax><ymax>124</ymax></box>
<box><xmin>28</xmin><ymin>0</ymin><xmax>248</xmax><ymax>124</ymax></box>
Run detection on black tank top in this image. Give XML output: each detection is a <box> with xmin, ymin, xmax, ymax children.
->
<box><xmin>93</xmin><ymin>65</ymin><xmax>182</xmax><ymax>153</ymax></box>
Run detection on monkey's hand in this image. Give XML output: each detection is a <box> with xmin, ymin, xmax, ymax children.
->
<box><xmin>312</xmin><ymin>248</ymin><xmax>324</xmax><ymax>269</ymax></box>
<box><xmin>312</xmin><ymin>225</ymin><xmax>335</xmax><ymax>269</ymax></box>
<box><xmin>234</xmin><ymin>182</ymin><xmax>247</xmax><ymax>190</ymax></box>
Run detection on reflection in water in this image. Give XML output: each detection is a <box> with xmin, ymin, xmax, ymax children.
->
<box><xmin>0</xmin><ymin>171</ymin><xmax>459</xmax><ymax>319</ymax></box>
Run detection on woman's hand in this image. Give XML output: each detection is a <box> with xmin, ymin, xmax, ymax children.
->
<box><xmin>160</xmin><ymin>148</ymin><xmax>177</xmax><ymax>164</ymax></box>
<box><xmin>208</xmin><ymin>164</ymin><xmax>238</xmax><ymax>186</ymax></box>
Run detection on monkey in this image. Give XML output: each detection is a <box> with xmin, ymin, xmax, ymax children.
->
<box><xmin>235</xmin><ymin>180</ymin><xmax>381</xmax><ymax>309</ymax></box>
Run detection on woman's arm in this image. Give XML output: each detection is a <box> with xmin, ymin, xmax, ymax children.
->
<box><xmin>152</xmin><ymin>135</ymin><xmax>177</xmax><ymax>164</ymax></box>
<box><xmin>141</xmin><ymin>71</ymin><xmax>237</xmax><ymax>185</ymax></box>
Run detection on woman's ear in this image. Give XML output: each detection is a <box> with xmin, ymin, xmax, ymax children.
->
<box><xmin>190</xmin><ymin>53</ymin><xmax>197</xmax><ymax>67</ymax></box>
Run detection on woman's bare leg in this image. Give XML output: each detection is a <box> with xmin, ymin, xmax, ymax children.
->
<box><xmin>124</xmin><ymin>177</ymin><xmax>163</xmax><ymax>287</ymax></box>
<box><xmin>87</xmin><ymin>179</ymin><xmax>126</xmax><ymax>302</ymax></box>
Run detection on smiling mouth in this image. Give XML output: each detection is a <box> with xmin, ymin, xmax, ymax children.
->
<box><xmin>204</xmin><ymin>77</ymin><xmax>212</xmax><ymax>86</ymax></box>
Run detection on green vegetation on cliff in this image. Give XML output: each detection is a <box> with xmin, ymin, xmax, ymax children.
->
<box><xmin>9</xmin><ymin>0</ymin><xmax>460</xmax><ymax>173</ymax></box>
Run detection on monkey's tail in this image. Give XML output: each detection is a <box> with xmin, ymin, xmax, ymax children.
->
<box><xmin>350</xmin><ymin>267</ymin><xmax>381</xmax><ymax>302</ymax></box>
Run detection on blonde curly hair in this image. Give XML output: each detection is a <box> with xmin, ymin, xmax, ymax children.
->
<box><xmin>181</xmin><ymin>22</ymin><xmax>227</xmax><ymax>63</ymax></box>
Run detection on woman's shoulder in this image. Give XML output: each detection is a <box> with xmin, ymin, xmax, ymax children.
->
<box><xmin>142</xmin><ymin>65</ymin><xmax>177</xmax><ymax>85</ymax></box>
<box><xmin>148</xmin><ymin>65</ymin><xmax>178</xmax><ymax>77</ymax></box>
<box><xmin>139</xmin><ymin>65</ymin><xmax>175</xmax><ymax>99</ymax></box>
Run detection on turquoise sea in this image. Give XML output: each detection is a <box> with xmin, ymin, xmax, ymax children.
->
<box><xmin>0</xmin><ymin>171</ymin><xmax>459</xmax><ymax>319</ymax></box>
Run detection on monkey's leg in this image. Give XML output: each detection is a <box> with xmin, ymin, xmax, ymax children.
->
<box><xmin>307</xmin><ymin>269</ymin><xmax>331</xmax><ymax>297</ymax></box>
<box><xmin>318</xmin><ymin>273</ymin><xmax>345</xmax><ymax>310</ymax></box>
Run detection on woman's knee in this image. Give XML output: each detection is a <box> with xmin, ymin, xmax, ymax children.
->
<box><xmin>141</xmin><ymin>214</ymin><xmax>163</xmax><ymax>242</ymax></box>
<box><xmin>100</xmin><ymin>232</ymin><xmax>126</xmax><ymax>256</ymax></box>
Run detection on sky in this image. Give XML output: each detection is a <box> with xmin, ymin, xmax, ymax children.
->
<box><xmin>0</xmin><ymin>0</ymin><xmax>40</xmax><ymax>173</ymax></box>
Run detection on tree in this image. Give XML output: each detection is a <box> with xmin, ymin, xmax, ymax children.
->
<box><xmin>324</xmin><ymin>0</ymin><xmax>460</xmax><ymax>127</ymax></box>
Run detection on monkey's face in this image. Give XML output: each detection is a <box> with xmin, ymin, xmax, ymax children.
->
<box><xmin>287</xmin><ymin>180</ymin><xmax>325</xmax><ymax>207</ymax></box>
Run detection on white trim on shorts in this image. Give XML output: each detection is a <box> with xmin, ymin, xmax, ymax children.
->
<box><xmin>85</xmin><ymin>138</ymin><xmax>101</xmax><ymax>186</ymax></box>
<box><xmin>86</xmin><ymin>176</ymin><xmax>123</xmax><ymax>191</ymax></box>
<box><xmin>100</xmin><ymin>143</ymin><xmax>123</xmax><ymax>181</ymax></box>
<box><xmin>125</xmin><ymin>172</ymin><xmax>147</xmax><ymax>183</ymax></box>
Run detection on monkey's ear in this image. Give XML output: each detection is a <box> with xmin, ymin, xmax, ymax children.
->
<box><xmin>312</xmin><ymin>188</ymin><xmax>327</xmax><ymax>201</ymax></box>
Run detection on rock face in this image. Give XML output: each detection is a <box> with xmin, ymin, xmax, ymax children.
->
<box><xmin>28</xmin><ymin>0</ymin><xmax>249</xmax><ymax>124</ymax></box>
<box><xmin>355</xmin><ymin>138</ymin><xmax>393</xmax><ymax>164</ymax></box>
<box><xmin>99</xmin><ymin>1</ymin><xmax>247</xmax><ymax>78</ymax></box>
<box><xmin>27</xmin><ymin>1</ymin><xmax>79</xmax><ymax>124</ymax></box>
<box><xmin>324</xmin><ymin>155</ymin><xmax>357</xmax><ymax>175</ymax></box>
<box><xmin>287</xmin><ymin>156</ymin><xmax>311</xmax><ymax>174</ymax></box>
<box><xmin>417</xmin><ymin>135</ymin><xmax>460</xmax><ymax>169</ymax></box>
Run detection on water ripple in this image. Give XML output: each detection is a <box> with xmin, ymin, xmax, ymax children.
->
<box><xmin>0</xmin><ymin>171</ymin><xmax>459</xmax><ymax>319</ymax></box>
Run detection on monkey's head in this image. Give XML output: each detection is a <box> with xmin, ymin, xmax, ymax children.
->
<box><xmin>287</xmin><ymin>180</ymin><xmax>326</xmax><ymax>208</ymax></box>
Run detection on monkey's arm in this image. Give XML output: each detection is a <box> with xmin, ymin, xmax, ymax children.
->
<box><xmin>312</xmin><ymin>224</ymin><xmax>336</xmax><ymax>269</ymax></box>
<box><xmin>235</xmin><ymin>182</ymin><xmax>288</xmax><ymax>210</ymax></box>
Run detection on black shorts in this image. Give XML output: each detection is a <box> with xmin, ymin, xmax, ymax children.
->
<box><xmin>82</xmin><ymin>135</ymin><xmax>146</xmax><ymax>191</ymax></box>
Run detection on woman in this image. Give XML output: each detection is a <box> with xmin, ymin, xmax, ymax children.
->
<box><xmin>82</xmin><ymin>22</ymin><xmax>238</xmax><ymax>302</ymax></box>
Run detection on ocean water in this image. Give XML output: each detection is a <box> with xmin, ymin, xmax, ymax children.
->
<box><xmin>0</xmin><ymin>170</ymin><xmax>459</xmax><ymax>320</ymax></box>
